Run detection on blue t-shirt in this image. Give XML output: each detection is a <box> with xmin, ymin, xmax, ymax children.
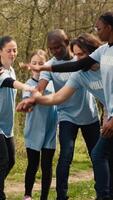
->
<box><xmin>0</xmin><ymin>67</ymin><xmax>16</xmax><ymax>137</ymax></box>
<box><xmin>23</xmin><ymin>78</ymin><xmax>57</xmax><ymax>151</ymax></box>
<box><xmin>66</xmin><ymin>69</ymin><xmax>106</xmax><ymax>107</ymax></box>
<box><xmin>90</xmin><ymin>43</ymin><xmax>113</xmax><ymax>117</ymax></box>
<box><xmin>39</xmin><ymin>57</ymin><xmax>99</xmax><ymax>125</ymax></box>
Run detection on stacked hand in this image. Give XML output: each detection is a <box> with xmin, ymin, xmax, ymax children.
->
<box><xmin>19</xmin><ymin>62</ymin><xmax>44</xmax><ymax>72</ymax></box>
<box><xmin>16</xmin><ymin>90</ymin><xmax>42</xmax><ymax>112</ymax></box>
<box><xmin>101</xmin><ymin>117</ymin><xmax>113</xmax><ymax>137</ymax></box>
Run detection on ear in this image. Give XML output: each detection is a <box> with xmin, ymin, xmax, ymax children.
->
<box><xmin>65</xmin><ymin>39</ymin><xmax>69</xmax><ymax>46</ymax></box>
<box><xmin>107</xmin><ymin>24</ymin><xmax>113</xmax><ymax>31</ymax></box>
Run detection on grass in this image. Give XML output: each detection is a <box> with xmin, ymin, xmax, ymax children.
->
<box><xmin>6</xmin><ymin>180</ymin><xmax>95</xmax><ymax>200</ymax></box>
<box><xmin>6</xmin><ymin>114</ymin><xmax>95</xmax><ymax>199</ymax></box>
<box><xmin>8</xmin><ymin>129</ymin><xmax>92</xmax><ymax>181</ymax></box>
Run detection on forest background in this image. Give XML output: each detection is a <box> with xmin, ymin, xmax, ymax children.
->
<box><xmin>0</xmin><ymin>0</ymin><xmax>112</xmax><ymax>93</ymax></box>
<box><xmin>1</xmin><ymin>1</ymin><xmax>113</xmax><ymax>199</ymax></box>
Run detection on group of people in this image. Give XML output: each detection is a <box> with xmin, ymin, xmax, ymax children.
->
<box><xmin>0</xmin><ymin>10</ymin><xmax>113</xmax><ymax>200</ymax></box>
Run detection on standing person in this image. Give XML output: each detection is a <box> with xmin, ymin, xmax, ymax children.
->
<box><xmin>0</xmin><ymin>35</ymin><xmax>35</xmax><ymax>200</ymax></box>
<box><xmin>70</xmin><ymin>34</ymin><xmax>104</xmax><ymax>125</ymax></box>
<box><xmin>22</xmin><ymin>50</ymin><xmax>57</xmax><ymax>200</ymax></box>
<box><xmin>17</xmin><ymin>30</ymin><xmax>101</xmax><ymax>200</ymax></box>
<box><xmin>23</xmin><ymin>12</ymin><xmax>113</xmax><ymax>200</ymax></box>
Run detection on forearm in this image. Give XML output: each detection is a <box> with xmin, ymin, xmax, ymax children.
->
<box><xmin>34</xmin><ymin>86</ymin><xmax>75</xmax><ymax>105</ymax></box>
<box><xmin>34</xmin><ymin>93</ymin><xmax>57</xmax><ymax>105</ymax></box>
<box><xmin>1</xmin><ymin>78</ymin><xmax>28</xmax><ymax>90</ymax></box>
<box><xmin>34</xmin><ymin>92</ymin><xmax>66</xmax><ymax>105</ymax></box>
<box><xmin>35</xmin><ymin>79</ymin><xmax>48</xmax><ymax>94</ymax></box>
<box><xmin>51</xmin><ymin>56</ymin><xmax>97</xmax><ymax>72</ymax></box>
<box><xmin>13</xmin><ymin>80</ymin><xmax>28</xmax><ymax>90</ymax></box>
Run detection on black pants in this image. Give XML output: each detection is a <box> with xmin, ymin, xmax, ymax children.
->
<box><xmin>0</xmin><ymin>134</ymin><xmax>15</xmax><ymax>200</ymax></box>
<box><xmin>25</xmin><ymin>148</ymin><xmax>55</xmax><ymax>200</ymax></box>
<box><xmin>56</xmin><ymin>121</ymin><xmax>100</xmax><ymax>200</ymax></box>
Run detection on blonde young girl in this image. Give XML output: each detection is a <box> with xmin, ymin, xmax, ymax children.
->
<box><xmin>22</xmin><ymin>50</ymin><xmax>57</xmax><ymax>200</ymax></box>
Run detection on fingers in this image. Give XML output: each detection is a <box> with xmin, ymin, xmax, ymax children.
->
<box><xmin>102</xmin><ymin>124</ymin><xmax>113</xmax><ymax>138</ymax></box>
<box><xmin>19</xmin><ymin>62</ymin><xmax>31</xmax><ymax>70</ymax></box>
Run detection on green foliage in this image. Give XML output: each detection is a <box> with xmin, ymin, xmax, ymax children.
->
<box><xmin>0</xmin><ymin>0</ymin><xmax>112</xmax><ymax>93</ymax></box>
<box><xmin>7</xmin><ymin>127</ymin><xmax>92</xmax><ymax>180</ymax></box>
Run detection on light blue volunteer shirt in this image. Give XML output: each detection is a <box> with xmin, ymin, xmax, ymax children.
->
<box><xmin>0</xmin><ymin>67</ymin><xmax>16</xmax><ymax>137</ymax></box>
<box><xmin>66</xmin><ymin>69</ymin><xmax>106</xmax><ymax>108</ymax></box>
<box><xmin>89</xmin><ymin>43</ymin><xmax>113</xmax><ymax>117</ymax></box>
<box><xmin>23</xmin><ymin>78</ymin><xmax>57</xmax><ymax>151</ymax></box>
<box><xmin>39</xmin><ymin>57</ymin><xmax>99</xmax><ymax>125</ymax></box>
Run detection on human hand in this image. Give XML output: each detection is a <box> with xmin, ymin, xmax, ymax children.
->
<box><xmin>23</xmin><ymin>85</ymin><xmax>37</xmax><ymax>93</ymax></box>
<box><xmin>19</xmin><ymin>62</ymin><xmax>44</xmax><ymax>72</ymax></box>
<box><xmin>101</xmin><ymin>117</ymin><xmax>113</xmax><ymax>137</ymax></box>
<box><xmin>19</xmin><ymin>62</ymin><xmax>51</xmax><ymax>72</ymax></box>
<box><xmin>19</xmin><ymin>62</ymin><xmax>31</xmax><ymax>70</ymax></box>
<box><xmin>16</xmin><ymin>97</ymin><xmax>36</xmax><ymax>112</ymax></box>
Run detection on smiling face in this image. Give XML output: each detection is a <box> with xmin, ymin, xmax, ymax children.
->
<box><xmin>0</xmin><ymin>40</ymin><xmax>17</xmax><ymax>68</ymax></box>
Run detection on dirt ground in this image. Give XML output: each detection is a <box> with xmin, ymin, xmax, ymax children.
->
<box><xmin>5</xmin><ymin>170</ymin><xmax>93</xmax><ymax>193</ymax></box>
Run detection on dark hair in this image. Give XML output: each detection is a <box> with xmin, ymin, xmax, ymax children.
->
<box><xmin>47</xmin><ymin>29</ymin><xmax>69</xmax><ymax>46</ymax></box>
<box><xmin>99</xmin><ymin>12</ymin><xmax>113</xmax><ymax>27</ymax></box>
<box><xmin>70</xmin><ymin>33</ymin><xmax>102</xmax><ymax>54</ymax></box>
<box><xmin>0</xmin><ymin>35</ymin><xmax>15</xmax><ymax>50</ymax></box>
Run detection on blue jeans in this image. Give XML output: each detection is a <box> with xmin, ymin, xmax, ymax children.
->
<box><xmin>56</xmin><ymin>120</ymin><xmax>100</xmax><ymax>200</ymax></box>
<box><xmin>0</xmin><ymin>134</ymin><xmax>15</xmax><ymax>200</ymax></box>
<box><xmin>91</xmin><ymin>136</ymin><xmax>113</xmax><ymax>199</ymax></box>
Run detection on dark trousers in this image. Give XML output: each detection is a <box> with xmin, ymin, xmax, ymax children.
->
<box><xmin>56</xmin><ymin>120</ymin><xmax>100</xmax><ymax>200</ymax></box>
<box><xmin>24</xmin><ymin>148</ymin><xmax>55</xmax><ymax>200</ymax></box>
<box><xmin>0</xmin><ymin>134</ymin><xmax>15</xmax><ymax>200</ymax></box>
<box><xmin>91</xmin><ymin>136</ymin><xmax>113</xmax><ymax>199</ymax></box>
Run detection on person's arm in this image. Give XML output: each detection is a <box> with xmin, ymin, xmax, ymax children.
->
<box><xmin>1</xmin><ymin>77</ymin><xmax>34</xmax><ymax>92</ymax></box>
<box><xmin>35</xmin><ymin>79</ymin><xmax>49</xmax><ymax>94</ymax></box>
<box><xmin>33</xmin><ymin>85</ymin><xmax>76</xmax><ymax>105</ymax></box>
<box><xmin>16</xmin><ymin>85</ymin><xmax>75</xmax><ymax>112</ymax></box>
<box><xmin>52</xmin><ymin>56</ymin><xmax>98</xmax><ymax>72</ymax></box>
<box><xmin>21</xmin><ymin>56</ymin><xmax>98</xmax><ymax>73</ymax></box>
<box><xmin>102</xmin><ymin>117</ymin><xmax>113</xmax><ymax>137</ymax></box>
<box><xmin>16</xmin><ymin>79</ymin><xmax>49</xmax><ymax>112</ymax></box>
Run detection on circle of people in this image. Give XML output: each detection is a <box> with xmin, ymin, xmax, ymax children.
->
<box><xmin>0</xmin><ymin>11</ymin><xmax>113</xmax><ymax>200</ymax></box>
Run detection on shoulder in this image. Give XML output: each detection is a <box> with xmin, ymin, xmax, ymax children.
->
<box><xmin>45</xmin><ymin>57</ymin><xmax>56</xmax><ymax>65</ymax></box>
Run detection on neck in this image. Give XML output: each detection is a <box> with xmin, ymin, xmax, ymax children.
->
<box><xmin>32</xmin><ymin>74</ymin><xmax>39</xmax><ymax>81</ymax></box>
<box><xmin>61</xmin><ymin>50</ymin><xmax>73</xmax><ymax>61</ymax></box>
<box><xmin>1</xmin><ymin>59</ymin><xmax>11</xmax><ymax>69</ymax></box>
<box><xmin>108</xmin><ymin>32</ymin><xmax>113</xmax><ymax>44</ymax></box>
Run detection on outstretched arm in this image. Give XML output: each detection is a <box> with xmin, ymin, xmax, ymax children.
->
<box><xmin>33</xmin><ymin>85</ymin><xmax>76</xmax><ymax>105</ymax></box>
<box><xmin>1</xmin><ymin>78</ymin><xmax>35</xmax><ymax>92</ymax></box>
<box><xmin>20</xmin><ymin>57</ymin><xmax>98</xmax><ymax>73</ymax></box>
<box><xmin>16</xmin><ymin>85</ymin><xmax>76</xmax><ymax>112</ymax></box>
<box><xmin>51</xmin><ymin>56</ymin><xmax>97</xmax><ymax>72</ymax></box>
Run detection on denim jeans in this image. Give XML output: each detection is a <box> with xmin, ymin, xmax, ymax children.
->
<box><xmin>0</xmin><ymin>134</ymin><xmax>15</xmax><ymax>200</ymax></box>
<box><xmin>91</xmin><ymin>136</ymin><xmax>113</xmax><ymax>199</ymax></box>
<box><xmin>56</xmin><ymin>120</ymin><xmax>100</xmax><ymax>200</ymax></box>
